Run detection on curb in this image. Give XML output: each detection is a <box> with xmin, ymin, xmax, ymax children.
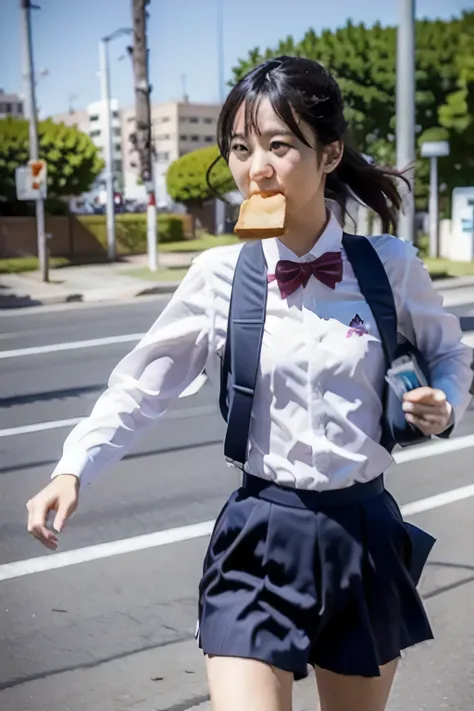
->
<box><xmin>0</xmin><ymin>282</ymin><xmax>180</xmax><ymax>309</ymax></box>
<box><xmin>1</xmin><ymin>275</ymin><xmax>474</xmax><ymax>311</ymax></box>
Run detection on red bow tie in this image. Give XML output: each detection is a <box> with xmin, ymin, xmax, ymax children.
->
<box><xmin>268</xmin><ymin>252</ymin><xmax>343</xmax><ymax>298</ymax></box>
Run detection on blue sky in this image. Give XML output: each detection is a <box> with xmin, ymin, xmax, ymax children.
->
<box><xmin>0</xmin><ymin>0</ymin><xmax>472</xmax><ymax>118</ymax></box>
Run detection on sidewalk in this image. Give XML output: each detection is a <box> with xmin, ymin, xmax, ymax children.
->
<box><xmin>2</xmin><ymin>251</ymin><xmax>474</xmax><ymax>310</ymax></box>
<box><xmin>0</xmin><ymin>252</ymin><xmax>195</xmax><ymax>309</ymax></box>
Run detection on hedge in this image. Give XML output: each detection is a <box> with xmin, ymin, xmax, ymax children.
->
<box><xmin>76</xmin><ymin>213</ymin><xmax>187</xmax><ymax>254</ymax></box>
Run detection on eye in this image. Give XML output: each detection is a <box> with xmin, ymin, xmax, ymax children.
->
<box><xmin>231</xmin><ymin>143</ymin><xmax>248</xmax><ymax>154</ymax></box>
<box><xmin>270</xmin><ymin>141</ymin><xmax>291</xmax><ymax>154</ymax></box>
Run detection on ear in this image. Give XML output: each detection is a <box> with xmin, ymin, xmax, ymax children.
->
<box><xmin>322</xmin><ymin>141</ymin><xmax>344</xmax><ymax>174</ymax></box>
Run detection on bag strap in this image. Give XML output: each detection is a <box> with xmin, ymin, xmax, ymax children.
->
<box><xmin>221</xmin><ymin>241</ymin><xmax>268</xmax><ymax>467</ymax></box>
<box><xmin>342</xmin><ymin>233</ymin><xmax>398</xmax><ymax>368</ymax></box>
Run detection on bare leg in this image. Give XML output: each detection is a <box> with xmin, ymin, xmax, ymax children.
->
<box><xmin>315</xmin><ymin>659</ymin><xmax>398</xmax><ymax>711</ymax></box>
<box><xmin>206</xmin><ymin>655</ymin><xmax>293</xmax><ymax>711</ymax></box>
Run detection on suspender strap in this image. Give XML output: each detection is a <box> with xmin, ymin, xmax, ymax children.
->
<box><xmin>222</xmin><ymin>241</ymin><xmax>268</xmax><ymax>467</ymax></box>
<box><xmin>342</xmin><ymin>233</ymin><xmax>398</xmax><ymax>367</ymax></box>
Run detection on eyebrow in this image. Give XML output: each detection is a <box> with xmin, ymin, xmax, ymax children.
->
<box><xmin>231</xmin><ymin>129</ymin><xmax>295</xmax><ymax>140</ymax></box>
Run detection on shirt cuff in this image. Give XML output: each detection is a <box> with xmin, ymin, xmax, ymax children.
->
<box><xmin>51</xmin><ymin>450</ymin><xmax>95</xmax><ymax>489</ymax></box>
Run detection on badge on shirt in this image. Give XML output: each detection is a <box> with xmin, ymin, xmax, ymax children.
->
<box><xmin>347</xmin><ymin>314</ymin><xmax>369</xmax><ymax>338</ymax></box>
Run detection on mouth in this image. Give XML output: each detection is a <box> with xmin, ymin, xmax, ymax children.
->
<box><xmin>250</xmin><ymin>190</ymin><xmax>283</xmax><ymax>199</ymax></box>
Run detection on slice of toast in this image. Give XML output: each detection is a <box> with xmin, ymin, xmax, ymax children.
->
<box><xmin>234</xmin><ymin>193</ymin><xmax>287</xmax><ymax>238</ymax></box>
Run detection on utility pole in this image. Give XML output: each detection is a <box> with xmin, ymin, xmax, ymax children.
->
<box><xmin>396</xmin><ymin>0</ymin><xmax>416</xmax><ymax>243</ymax></box>
<box><xmin>20</xmin><ymin>0</ymin><xmax>48</xmax><ymax>281</ymax></box>
<box><xmin>131</xmin><ymin>0</ymin><xmax>157</xmax><ymax>271</ymax></box>
<box><xmin>99</xmin><ymin>37</ymin><xmax>116</xmax><ymax>261</ymax></box>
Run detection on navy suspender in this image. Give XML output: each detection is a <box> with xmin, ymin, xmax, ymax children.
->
<box><xmin>220</xmin><ymin>241</ymin><xmax>268</xmax><ymax>467</ymax></box>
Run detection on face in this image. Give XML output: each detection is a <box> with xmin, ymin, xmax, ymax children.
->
<box><xmin>228</xmin><ymin>97</ymin><xmax>342</xmax><ymax>221</ymax></box>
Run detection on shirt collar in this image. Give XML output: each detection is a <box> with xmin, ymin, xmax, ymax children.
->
<box><xmin>261</xmin><ymin>210</ymin><xmax>343</xmax><ymax>275</ymax></box>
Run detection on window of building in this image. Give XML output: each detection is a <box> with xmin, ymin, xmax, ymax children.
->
<box><xmin>156</xmin><ymin>134</ymin><xmax>170</xmax><ymax>141</ymax></box>
<box><xmin>157</xmin><ymin>151</ymin><xmax>170</xmax><ymax>161</ymax></box>
<box><xmin>114</xmin><ymin>142</ymin><xmax>121</xmax><ymax>152</ymax></box>
<box><xmin>89</xmin><ymin>129</ymin><xmax>101</xmax><ymax>138</ymax></box>
<box><xmin>113</xmin><ymin>160</ymin><xmax>122</xmax><ymax>173</ymax></box>
<box><xmin>180</xmin><ymin>135</ymin><xmax>188</xmax><ymax>141</ymax></box>
<box><xmin>113</xmin><ymin>127</ymin><xmax>121</xmax><ymax>137</ymax></box>
<box><xmin>191</xmin><ymin>135</ymin><xmax>199</xmax><ymax>141</ymax></box>
<box><xmin>5</xmin><ymin>102</ymin><xmax>12</xmax><ymax>113</ymax></box>
<box><xmin>128</xmin><ymin>116</ymin><xmax>135</xmax><ymax>123</ymax></box>
<box><xmin>157</xmin><ymin>116</ymin><xmax>170</xmax><ymax>123</ymax></box>
<box><xmin>203</xmin><ymin>117</ymin><xmax>213</xmax><ymax>124</ymax></box>
<box><xmin>189</xmin><ymin>117</ymin><xmax>199</xmax><ymax>123</ymax></box>
<box><xmin>89</xmin><ymin>114</ymin><xmax>99</xmax><ymax>122</ymax></box>
<box><xmin>112</xmin><ymin>110</ymin><xmax>119</xmax><ymax>119</ymax></box>
<box><xmin>205</xmin><ymin>136</ymin><xmax>214</xmax><ymax>143</ymax></box>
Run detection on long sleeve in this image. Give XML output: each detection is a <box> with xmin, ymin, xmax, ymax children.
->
<box><xmin>52</xmin><ymin>254</ymin><xmax>212</xmax><ymax>488</ymax></box>
<box><xmin>397</xmin><ymin>247</ymin><xmax>473</xmax><ymax>426</ymax></box>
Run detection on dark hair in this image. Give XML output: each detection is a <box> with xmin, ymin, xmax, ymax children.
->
<box><xmin>207</xmin><ymin>56</ymin><xmax>409</xmax><ymax>234</ymax></box>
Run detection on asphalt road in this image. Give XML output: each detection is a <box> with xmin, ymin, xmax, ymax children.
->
<box><xmin>1</xmin><ymin>295</ymin><xmax>474</xmax><ymax>711</ymax></box>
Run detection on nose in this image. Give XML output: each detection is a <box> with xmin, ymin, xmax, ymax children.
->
<box><xmin>249</xmin><ymin>149</ymin><xmax>274</xmax><ymax>183</ymax></box>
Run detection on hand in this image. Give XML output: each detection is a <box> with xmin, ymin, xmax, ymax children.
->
<box><xmin>402</xmin><ymin>387</ymin><xmax>452</xmax><ymax>436</ymax></box>
<box><xmin>26</xmin><ymin>474</ymin><xmax>79</xmax><ymax>550</ymax></box>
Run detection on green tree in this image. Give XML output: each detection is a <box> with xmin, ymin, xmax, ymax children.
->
<box><xmin>230</xmin><ymin>12</ymin><xmax>474</xmax><ymax>212</ymax></box>
<box><xmin>0</xmin><ymin>117</ymin><xmax>104</xmax><ymax>203</ymax></box>
<box><xmin>166</xmin><ymin>144</ymin><xmax>235</xmax><ymax>206</ymax></box>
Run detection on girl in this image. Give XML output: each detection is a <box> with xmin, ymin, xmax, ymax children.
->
<box><xmin>27</xmin><ymin>57</ymin><xmax>472</xmax><ymax>711</ymax></box>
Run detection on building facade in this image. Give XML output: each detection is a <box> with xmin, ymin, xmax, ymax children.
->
<box><xmin>52</xmin><ymin>99</ymin><xmax>221</xmax><ymax>205</ymax></box>
<box><xmin>121</xmin><ymin>100</ymin><xmax>221</xmax><ymax>205</ymax></box>
<box><xmin>0</xmin><ymin>90</ymin><xmax>24</xmax><ymax>118</ymax></box>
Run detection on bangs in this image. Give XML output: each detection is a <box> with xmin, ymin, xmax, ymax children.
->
<box><xmin>217</xmin><ymin>72</ymin><xmax>314</xmax><ymax>160</ymax></box>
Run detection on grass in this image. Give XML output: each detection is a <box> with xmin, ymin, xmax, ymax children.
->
<box><xmin>0</xmin><ymin>257</ymin><xmax>71</xmax><ymax>274</ymax></box>
<box><xmin>124</xmin><ymin>266</ymin><xmax>190</xmax><ymax>282</ymax></box>
<box><xmin>159</xmin><ymin>233</ymin><xmax>240</xmax><ymax>253</ymax></box>
<box><xmin>423</xmin><ymin>258</ymin><xmax>474</xmax><ymax>279</ymax></box>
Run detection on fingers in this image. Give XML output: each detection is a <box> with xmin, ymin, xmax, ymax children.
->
<box><xmin>404</xmin><ymin>412</ymin><xmax>447</xmax><ymax>435</ymax></box>
<box><xmin>26</xmin><ymin>476</ymin><xmax>79</xmax><ymax>550</ymax></box>
<box><xmin>26</xmin><ymin>498</ymin><xmax>59</xmax><ymax>550</ymax></box>
<box><xmin>402</xmin><ymin>401</ymin><xmax>446</xmax><ymax>420</ymax></box>
<box><xmin>53</xmin><ymin>497</ymin><xmax>77</xmax><ymax>534</ymax></box>
<box><xmin>403</xmin><ymin>387</ymin><xmax>446</xmax><ymax>405</ymax></box>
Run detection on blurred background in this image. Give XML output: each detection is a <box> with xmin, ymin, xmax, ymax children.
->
<box><xmin>0</xmin><ymin>0</ymin><xmax>473</xmax><ymax>283</ymax></box>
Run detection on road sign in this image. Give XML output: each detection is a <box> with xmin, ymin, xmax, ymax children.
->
<box><xmin>15</xmin><ymin>160</ymin><xmax>47</xmax><ymax>200</ymax></box>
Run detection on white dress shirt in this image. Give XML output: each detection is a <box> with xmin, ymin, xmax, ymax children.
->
<box><xmin>53</xmin><ymin>213</ymin><xmax>472</xmax><ymax>490</ymax></box>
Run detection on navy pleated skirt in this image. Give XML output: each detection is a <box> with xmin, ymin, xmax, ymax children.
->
<box><xmin>196</xmin><ymin>473</ymin><xmax>435</xmax><ymax>679</ymax></box>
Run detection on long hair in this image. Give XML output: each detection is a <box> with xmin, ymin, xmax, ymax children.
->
<box><xmin>207</xmin><ymin>56</ymin><xmax>409</xmax><ymax>233</ymax></box>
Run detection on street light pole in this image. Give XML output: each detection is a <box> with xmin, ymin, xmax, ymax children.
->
<box><xmin>215</xmin><ymin>0</ymin><xmax>226</xmax><ymax>236</ymax></box>
<box><xmin>99</xmin><ymin>38</ymin><xmax>116</xmax><ymax>261</ymax></box>
<box><xmin>396</xmin><ymin>0</ymin><xmax>416</xmax><ymax>244</ymax></box>
<box><xmin>20</xmin><ymin>0</ymin><xmax>48</xmax><ymax>282</ymax></box>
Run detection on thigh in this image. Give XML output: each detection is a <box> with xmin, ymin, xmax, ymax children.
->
<box><xmin>206</xmin><ymin>655</ymin><xmax>293</xmax><ymax>711</ymax></box>
<box><xmin>315</xmin><ymin>659</ymin><xmax>398</xmax><ymax>711</ymax></box>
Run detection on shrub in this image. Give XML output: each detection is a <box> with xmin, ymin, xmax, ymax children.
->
<box><xmin>77</xmin><ymin>213</ymin><xmax>186</xmax><ymax>254</ymax></box>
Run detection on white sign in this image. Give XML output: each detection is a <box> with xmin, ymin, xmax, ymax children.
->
<box><xmin>420</xmin><ymin>141</ymin><xmax>450</xmax><ymax>158</ymax></box>
<box><xmin>450</xmin><ymin>186</ymin><xmax>474</xmax><ymax>262</ymax></box>
<box><xmin>15</xmin><ymin>160</ymin><xmax>47</xmax><ymax>200</ymax></box>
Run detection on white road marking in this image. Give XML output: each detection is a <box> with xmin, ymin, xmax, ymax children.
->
<box><xmin>0</xmin><ymin>396</ymin><xmax>213</xmax><ymax>439</ymax></box>
<box><xmin>393</xmin><ymin>433</ymin><xmax>474</xmax><ymax>463</ymax></box>
<box><xmin>3</xmin><ymin>328</ymin><xmax>470</xmax><ymax>359</ymax></box>
<box><xmin>401</xmin><ymin>483</ymin><xmax>474</xmax><ymax>517</ymax></box>
<box><xmin>0</xmin><ymin>521</ymin><xmax>216</xmax><ymax>582</ymax></box>
<box><xmin>0</xmin><ymin>333</ymin><xmax>146</xmax><ymax>359</ymax></box>
<box><xmin>2</xmin><ymin>440</ymin><xmax>474</xmax><ymax>583</ymax></box>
